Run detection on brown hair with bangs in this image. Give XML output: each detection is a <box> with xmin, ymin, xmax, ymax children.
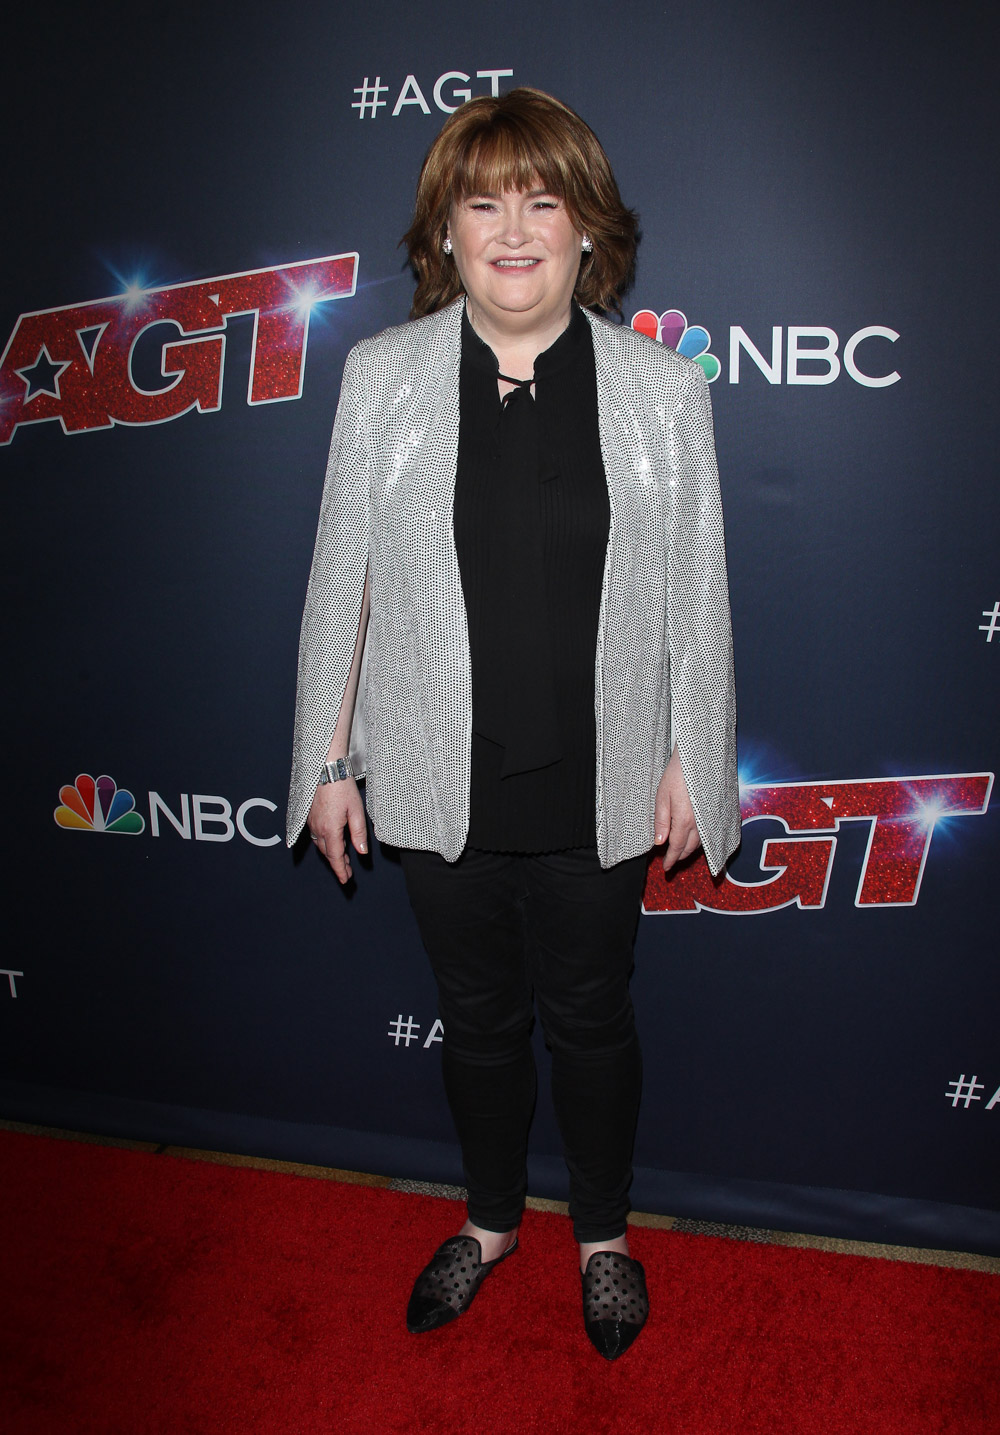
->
<box><xmin>402</xmin><ymin>88</ymin><xmax>638</xmax><ymax>318</ymax></box>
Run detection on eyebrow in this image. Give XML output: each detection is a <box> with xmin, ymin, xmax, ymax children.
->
<box><xmin>465</xmin><ymin>188</ymin><xmax>559</xmax><ymax>200</ymax></box>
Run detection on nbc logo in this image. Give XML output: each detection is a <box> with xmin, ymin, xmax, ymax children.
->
<box><xmin>54</xmin><ymin>773</ymin><xmax>145</xmax><ymax>834</ymax></box>
<box><xmin>631</xmin><ymin>307</ymin><xmax>900</xmax><ymax>387</ymax></box>
<box><xmin>631</xmin><ymin>309</ymin><xmax>721</xmax><ymax>382</ymax></box>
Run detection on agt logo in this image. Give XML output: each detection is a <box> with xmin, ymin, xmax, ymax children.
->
<box><xmin>55</xmin><ymin>773</ymin><xmax>279</xmax><ymax>847</ymax></box>
<box><xmin>352</xmin><ymin>68</ymin><xmax>513</xmax><ymax>119</ymax></box>
<box><xmin>0</xmin><ymin>254</ymin><xmax>358</xmax><ymax>446</ymax></box>
<box><xmin>643</xmin><ymin>772</ymin><xmax>993</xmax><ymax>914</ymax></box>
<box><xmin>631</xmin><ymin>309</ymin><xmax>900</xmax><ymax>388</ymax></box>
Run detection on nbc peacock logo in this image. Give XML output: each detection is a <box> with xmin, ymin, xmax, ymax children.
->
<box><xmin>631</xmin><ymin>309</ymin><xmax>721</xmax><ymax>382</ymax></box>
<box><xmin>54</xmin><ymin>773</ymin><xmax>145</xmax><ymax>834</ymax></box>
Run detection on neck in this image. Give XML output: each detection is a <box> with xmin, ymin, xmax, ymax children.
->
<box><xmin>465</xmin><ymin>298</ymin><xmax>573</xmax><ymax>378</ymax></box>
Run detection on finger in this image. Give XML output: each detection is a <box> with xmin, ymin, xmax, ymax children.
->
<box><xmin>662</xmin><ymin>821</ymin><xmax>692</xmax><ymax>872</ymax></box>
<box><xmin>325</xmin><ymin>826</ymin><xmax>352</xmax><ymax>884</ymax></box>
<box><xmin>346</xmin><ymin>791</ymin><xmax>368</xmax><ymax>856</ymax></box>
<box><xmin>679</xmin><ymin>827</ymin><xmax>702</xmax><ymax>862</ymax></box>
<box><xmin>654</xmin><ymin>791</ymin><xmax>671</xmax><ymax>847</ymax></box>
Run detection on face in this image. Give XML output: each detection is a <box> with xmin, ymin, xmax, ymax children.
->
<box><xmin>446</xmin><ymin>187</ymin><xmax>584</xmax><ymax>338</ymax></box>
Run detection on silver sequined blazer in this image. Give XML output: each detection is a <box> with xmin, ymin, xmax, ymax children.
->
<box><xmin>287</xmin><ymin>298</ymin><xmax>740</xmax><ymax>873</ymax></box>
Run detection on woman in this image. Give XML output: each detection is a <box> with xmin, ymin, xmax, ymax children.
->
<box><xmin>287</xmin><ymin>88</ymin><xmax>739</xmax><ymax>1359</ymax></box>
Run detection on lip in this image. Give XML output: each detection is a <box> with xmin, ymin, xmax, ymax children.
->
<box><xmin>490</xmin><ymin>257</ymin><xmax>542</xmax><ymax>269</ymax></box>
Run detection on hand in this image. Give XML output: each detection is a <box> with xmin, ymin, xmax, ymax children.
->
<box><xmin>306</xmin><ymin>776</ymin><xmax>368</xmax><ymax>884</ymax></box>
<box><xmin>654</xmin><ymin>747</ymin><xmax>702</xmax><ymax>872</ymax></box>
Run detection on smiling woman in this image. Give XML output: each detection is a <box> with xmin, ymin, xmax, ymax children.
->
<box><xmin>445</xmin><ymin>188</ymin><xmax>586</xmax><ymax>381</ymax></box>
<box><xmin>403</xmin><ymin>87</ymin><xmax>637</xmax><ymax>319</ymax></box>
<box><xmin>288</xmin><ymin>87</ymin><xmax>739</xmax><ymax>1361</ymax></box>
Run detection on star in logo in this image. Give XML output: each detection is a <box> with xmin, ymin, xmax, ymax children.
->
<box><xmin>15</xmin><ymin>344</ymin><xmax>71</xmax><ymax>402</ymax></box>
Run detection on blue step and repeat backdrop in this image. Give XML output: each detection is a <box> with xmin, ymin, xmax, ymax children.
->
<box><xmin>3</xmin><ymin>1</ymin><xmax>998</xmax><ymax>1252</ymax></box>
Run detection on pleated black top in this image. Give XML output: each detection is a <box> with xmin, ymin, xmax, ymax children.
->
<box><xmin>453</xmin><ymin>303</ymin><xmax>610</xmax><ymax>852</ymax></box>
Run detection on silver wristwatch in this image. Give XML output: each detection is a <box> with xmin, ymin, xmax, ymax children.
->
<box><xmin>318</xmin><ymin>757</ymin><xmax>358</xmax><ymax>784</ymax></box>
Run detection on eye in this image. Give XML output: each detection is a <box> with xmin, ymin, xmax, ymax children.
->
<box><xmin>531</xmin><ymin>198</ymin><xmax>559</xmax><ymax>210</ymax></box>
<box><xmin>469</xmin><ymin>200</ymin><xmax>497</xmax><ymax>211</ymax></box>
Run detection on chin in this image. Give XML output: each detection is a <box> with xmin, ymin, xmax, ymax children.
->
<box><xmin>484</xmin><ymin>283</ymin><xmax>548</xmax><ymax>311</ymax></box>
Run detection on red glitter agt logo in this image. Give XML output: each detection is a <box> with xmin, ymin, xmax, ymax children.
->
<box><xmin>643</xmin><ymin>772</ymin><xmax>993</xmax><ymax>914</ymax></box>
<box><xmin>0</xmin><ymin>254</ymin><xmax>358</xmax><ymax>446</ymax></box>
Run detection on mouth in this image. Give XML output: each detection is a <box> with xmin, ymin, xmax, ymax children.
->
<box><xmin>491</xmin><ymin>257</ymin><xmax>541</xmax><ymax>269</ymax></box>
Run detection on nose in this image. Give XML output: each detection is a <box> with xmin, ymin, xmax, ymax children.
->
<box><xmin>497</xmin><ymin>204</ymin><xmax>527</xmax><ymax>246</ymax></box>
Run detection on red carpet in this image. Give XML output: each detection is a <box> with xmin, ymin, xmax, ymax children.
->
<box><xmin>0</xmin><ymin>1130</ymin><xmax>997</xmax><ymax>1434</ymax></box>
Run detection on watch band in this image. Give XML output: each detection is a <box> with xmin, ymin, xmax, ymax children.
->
<box><xmin>318</xmin><ymin>757</ymin><xmax>356</xmax><ymax>784</ymax></box>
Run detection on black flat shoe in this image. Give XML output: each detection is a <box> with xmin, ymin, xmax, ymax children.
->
<box><xmin>581</xmin><ymin>1250</ymin><xmax>649</xmax><ymax>1360</ymax></box>
<box><xmin>406</xmin><ymin>1234</ymin><xmax>519</xmax><ymax>1334</ymax></box>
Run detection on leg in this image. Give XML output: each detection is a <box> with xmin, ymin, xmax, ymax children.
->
<box><xmin>400</xmin><ymin>846</ymin><xmax>536</xmax><ymax>1240</ymax></box>
<box><xmin>524</xmin><ymin>847</ymin><xmax>651</xmax><ymax>1359</ymax></box>
<box><xmin>523</xmin><ymin>847</ymin><xmax>648</xmax><ymax>1247</ymax></box>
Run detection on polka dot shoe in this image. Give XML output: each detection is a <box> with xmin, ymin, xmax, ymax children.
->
<box><xmin>406</xmin><ymin>1234</ymin><xmax>519</xmax><ymax>1333</ymax></box>
<box><xmin>581</xmin><ymin>1250</ymin><xmax>649</xmax><ymax>1359</ymax></box>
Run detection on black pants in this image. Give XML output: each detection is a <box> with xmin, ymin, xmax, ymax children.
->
<box><xmin>400</xmin><ymin>845</ymin><xmax>648</xmax><ymax>1243</ymax></box>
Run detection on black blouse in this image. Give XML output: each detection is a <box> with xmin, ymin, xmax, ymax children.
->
<box><xmin>453</xmin><ymin>303</ymin><xmax>610</xmax><ymax>852</ymax></box>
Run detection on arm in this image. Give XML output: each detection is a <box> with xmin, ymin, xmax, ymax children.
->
<box><xmin>661</xmin><ymin>362</ymin><xmax>740</xmax><ymax>875</ymax></box>
<box><xmin>307</xmin><ymin>572</ymin><xmax>370</xmax><ymax>884</ymax></box>
<box><xmin>286</xmin><ymin>344</ymin><xmax>373</xmax><ymax>852</ymax></box>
